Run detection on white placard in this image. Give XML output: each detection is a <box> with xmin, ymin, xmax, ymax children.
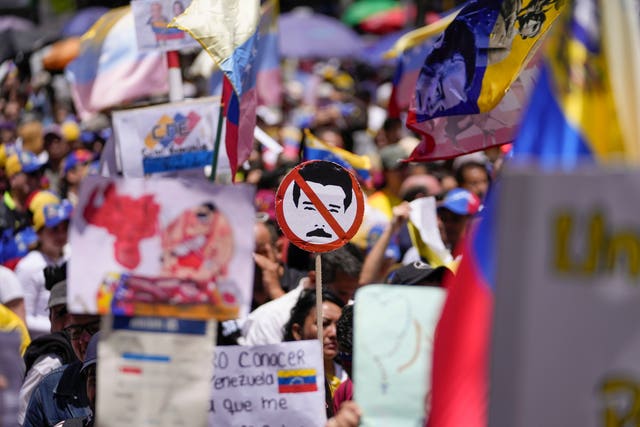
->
<box><xmin>131</xmin><ymin>0</ymin><xmax>199</xmax><ymax>53</ymax></box>
<box><xmin>68</xmin><ymin>176</ymin><xmax>255</xmax><ymax>320</ymax></box>
<box><xmin>490</xmin><ymin>169</ymin><xmax>640</xmax><ymax>427</ymax></box>
<box><xmin>209</xmin><ymin>341</ymin><xmax>327</xmax><ymax>427</ymax></box>
<box><xmin>98</xmin><ymin>316</ymin><xmax>216</xmax><ymax>427</ymax></box>
<box><xmin>112</xmin><ymin>98</ymin><xmax>227</xmax><ymax>177</ymax></box>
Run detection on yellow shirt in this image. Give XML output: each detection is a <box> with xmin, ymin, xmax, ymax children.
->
<box><xmin>0</xmin><ymin>304</ymin><xmax>31</xmax><ymax>355</ymax></box>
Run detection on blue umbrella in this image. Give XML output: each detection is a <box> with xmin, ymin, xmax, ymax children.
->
<box><xmin>279</xmin><ymin>9</ymin><xmax>364</xmax><ymax>59</ymax></box>
<box><xmin>62</xmin><ymin>7</ymin><xmax>109</xmax><ymax>38</ymax></box>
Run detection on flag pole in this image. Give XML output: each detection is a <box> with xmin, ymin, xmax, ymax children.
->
<box><xmin>209</xmin><ymin>98</ymin><xmax>224</xmax><ymax>182</ymax></box>
<box><xmin>315</xmin><ymin>254</ymin><xmax>323</xmax><ymax>342</ymax></box>
<box><xmin>167</xmin><ymin>51</ymin><xmax>183</xmax><ymax>102</ymax></box>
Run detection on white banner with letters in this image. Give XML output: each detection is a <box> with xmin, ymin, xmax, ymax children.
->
<box><xmin>490</xmin><ymin>169</ymin><xmax>640</xmax><ymax>427</ymax></box>
<box><xmin>209</xmin><ymin>341</ymin><xmax>327</xmax><ymax>427</ymax></box>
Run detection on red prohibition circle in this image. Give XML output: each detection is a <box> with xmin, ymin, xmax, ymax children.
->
<box><xmin>275</xmin><ymin>160</ymin><xmax>365</xmax><ymax>253</ymax></box>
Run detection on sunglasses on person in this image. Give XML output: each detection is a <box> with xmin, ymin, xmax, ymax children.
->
<box><xmin>64</xmin><ymin>320</ymin><xmax>100</xmax><ymax>340</ymax></box>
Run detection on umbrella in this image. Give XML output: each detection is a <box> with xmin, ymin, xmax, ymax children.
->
<box><xmin>342</xmin><ymin>0</ymin><xmax>400</xmax><ymax>26</ymax></box>
<box><xmin>359</xmin><ymin>5</ymin><xmax>415</xmax><ymax>34</ymax></box>
<box><xmin>61</xmin><ymin>7</ymin><xmax>109</xmax><ymax>38</ymax></box>
<box><xmin>0</xmin><ymin>25</ymin><xmax>58</xmax><ymax>64</ymax></box>
<box><xmin>279</xmin><ymin>9</ymin><xmax>364</xmax><ymax>59</ymax></box>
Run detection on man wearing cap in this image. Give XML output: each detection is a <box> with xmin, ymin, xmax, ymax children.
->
<box><xmin>42</xmin><ymin>125</ymin><xmax>70</xmax><ymax>195</ymax></box>
<box><xmin>23</xmin><ymin>308</ymin><xmax>99</xmax><ymax>427</ymax></box>
<box><xmin>0</xmin><ymin>150</ymin><xmax>45</xmax><ymax>236</ymax></box>
<box><xmin>437</xmin><ymin>188</ymin><xmax>481</xmax><ymax>255</ymax></box>
<box><xmin>18</xmin><ymin>264</ymin><xmax>77</xmax><ymax>425</ymax></box>
<box><xmin>60</xmin><ymin>149</ymin><xmax>93</xmax><ymax>206</ymax></box>
<box><xmin>15</xmin><ymin>195</ymin><xmax>72</xmax><ymax>336</ymax></box>
<box><xmin>368</xmin><ymin>143</ymin><xmax>411</xmax><ymax>220</ymax></box>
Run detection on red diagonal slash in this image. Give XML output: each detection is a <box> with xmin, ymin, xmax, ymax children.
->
<box><xmin>291</xmin><ymin>170</ymin><xmax>347</xmax><ymax>241</ymax></box>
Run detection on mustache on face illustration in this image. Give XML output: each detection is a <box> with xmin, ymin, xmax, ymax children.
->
<box><xmin>306</xmin><ymin>227</ymin><xmax>333</xmax><ymax>238</ymax></box>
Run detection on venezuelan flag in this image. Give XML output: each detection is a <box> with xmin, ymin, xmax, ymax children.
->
<box><xmin>277</xmin><ymin>368</ymin><xmax>318</xmax><ymax>393</ymax></box>
<box><xmin>512</xmin><ymin>0</ymin><xmax>640</xmax><ymax>166</ymax></box>
<box><xmin>65</xmin><ymin>7</ymin><xmax>168</xmax><ymax>121</ymax></box>
<box><xmin>383</xmin><ymin>12</ymin><xmax>456</xmax><ymax>118</ymax></box>
<box><xmin>171</xmin><ymin>0</ymin><xmax>262</xmax><ymax>178</ymax></box>
<box><xmin>407</xmin><ymin>0</ymin><xmax>564</xmax><ymax>125</ymax></box>
<box><xmin>303</xmin><ymin>129</ymin><xmax>372</xmax><ymax>187</ymax></box>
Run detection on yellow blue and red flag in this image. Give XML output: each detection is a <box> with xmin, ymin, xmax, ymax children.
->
<box><xmin>277</xmin><ymin>368</ymin><xmax>318</xmax><ymax>393</ymax></box>
<box><xmin>512</xmin><ymin>0</ymin><xmax>640</xmax><ymax>166</ymax></box>
<box><xmin>384</xmin><ymin>13</ymin><xmax>457</xmax><ymax>118</ymax></box>
<box><xmin>65</xmin><ymin>7</ymin><xmax>169</xmax><ymax>121</ymax></box>
<box><xmin>171</xmin><ymin>0</ymin><xmax>262</xmax><ymax>178</ymax></box>
<box><xmin>303</xmin><ymin>129</ymin><xmax>372</xmax><ymax>187</ymax></box>
<box><xmin>407</xmin><ymin>0</ymin><xmax>564</xmax><ymax>132</ymax></box>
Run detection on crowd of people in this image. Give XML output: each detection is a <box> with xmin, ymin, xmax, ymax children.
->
<box><xmin>0</xmin><ymin>7</ymin><xmax>510</xmax><ymax>424</ymax></box>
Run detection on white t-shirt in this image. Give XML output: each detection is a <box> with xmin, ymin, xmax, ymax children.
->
<box><xmin>0</xmin><ymin>265</ymin><xmax>23</xmax><ymax>303</ymax></box>
<box><xmin>18</xmin><ymin>354</ymin><xmax>64</xmax><ymax>425</ymax></box>
<box><xmin>15</xmin><ymin>250</ymin><xmax>68</xmax><ymax>336</ymax></box>
<box><xmin>241</xmin><ymin>279</ymin><xmax>308</xmax><ymax>346</ymax></box>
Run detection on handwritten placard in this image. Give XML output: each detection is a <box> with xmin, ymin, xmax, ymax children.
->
<box><xmin>209</xmin><ymin>341</ymin><xmax>327</xmax><ymax>427</ymax></box>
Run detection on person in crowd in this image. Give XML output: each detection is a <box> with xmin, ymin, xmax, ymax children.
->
<box><xmin>333</xmin><ymin>304</ymin><xmax>354</xmax><ymax>413</ymax></box>
<box><xmin>18</xmin><ymin>263</ymin><xmax>77</xmax><ymax>425</ymax></box>
<box><xmin>242</xmin><ymin>243</ymin><xmax>363</xmax><ymax>346</ymax></box>
<box><xmin>437</xmin><ymin>188</ymin><xmax>481</xmax><ymax>255</ymax></box>
<box><xmin>367</xmin><ymin>143</ymin><xmax>410</xmax><ymax>220</ymax></box>
<box><xmin>252</xmin><ymin>217</ymin><xmax>285</xmax><ymax>310</ymax></box>
<box><xmin>2</xmin><ymin>151</ymin><xmax>45</xmax><ymax>227</ymax></box>
<box><xmin>455</xmin><ymin>159</ymin><xmax>491</xmax><ymax>201</ymax></box>
<box><xmin>283</xmin><ymin>289</ymin><xmax>346</xmax><ymax>397</ymax></box>
<box><xmin>0</xmin><ymin>264</ymin><xmax>25</xmax><ymax>323</ymax></box>
<box><xmin>360</xmin><ymin>201</ymin><xmax>410</xmax><ymax>285</ymax></box>
<box><xmin>53</xmin><ymin>332</ymin><xmax>99</xmax><ymax>427</ymax></box>
<box><xmin>16</xmin><ymin>194</ymin><xmax>71</xmax><ymax>336</ymax></box>
<box><xmin>59</xmin><ymin>149</ymin><xmax>93</xmax><ymax>206</ymax></box>
<box><xmin>22</xmin><ymin>310</ymin><xmax>100</xmax><ymax>427</ymax></box>
<box><xmin>41</xmin><ymin>125</ymin><xmax>70</xmax><ymax>195</ymax></box>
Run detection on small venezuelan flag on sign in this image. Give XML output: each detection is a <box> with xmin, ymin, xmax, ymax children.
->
<box><xmin>277</xmin><ymin>368</ymin><xmax>318</xmax><ymax>393</ymax></box>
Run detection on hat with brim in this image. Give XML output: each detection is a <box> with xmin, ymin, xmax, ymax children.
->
<box><xmin>379</xmin><ymin>143</ymin><xmax>408</xmax><ymax>171</ymax></box>
<box><xmin>48</xmin><ymin>280</ymin><xmax>67</xmax><ymax>308</ymax></box>
<box><xmin>386</xmin><ymin>261</ymin><xmax>449</xmax><ymax>286</ymax></box>
<box><xmin>437</xmin><ymin>188</ymin><xmax>481</xmax><ymax>216</ymax></box>
<box><xmin>32</xmin><ymin>197</ymin><xmax>72</xmax><ymax>231</ymax></box>
<box><xmin>5</xmin><ymin>151</ymin><xmax>45</xmax><ymax>178</ymax></box>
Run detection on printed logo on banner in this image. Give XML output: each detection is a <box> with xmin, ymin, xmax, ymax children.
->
<box><xmin>145</xmin><ymin>112</ymin><xmax>201</xmax><ymax>149</ymax></box>
<box><xmin>112</xmin><ymin>98</ymin><xmax>223</xmax><ymax>177</ymax></box>
<box><xmin>275</xmin><ymin>160</ymin><xmax>365</xmax><ymax>253</ymax></box>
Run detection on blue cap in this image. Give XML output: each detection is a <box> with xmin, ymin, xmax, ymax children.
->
<box><xmin>437</xmin><ymin>188</ymin><xmax>481</xmax><ymax>216</ymax></box>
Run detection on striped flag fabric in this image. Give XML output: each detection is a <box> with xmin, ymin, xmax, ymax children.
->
<box><xmin>277</xmin><ymin>368</ymin><xmax>318</xmax><ymax>393</ymax></box>
<box><xmin>171</xmin><ymin>0</ymin><xmax>262</xmax><ymax>178</ymax></box>
<box><xmin>408</xmin><ymin>0</ymin><xmax>563</xmax><ymax>123</ymax></box>
<box><xmin>303</xmin><ymin>129</ymin><xmax>372</xmax><ymax>187</ymax></box>
<box><xmin>65</xmin><ymin>7</ymin><xmax>169</xmax><ymax>121</ymax></box>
